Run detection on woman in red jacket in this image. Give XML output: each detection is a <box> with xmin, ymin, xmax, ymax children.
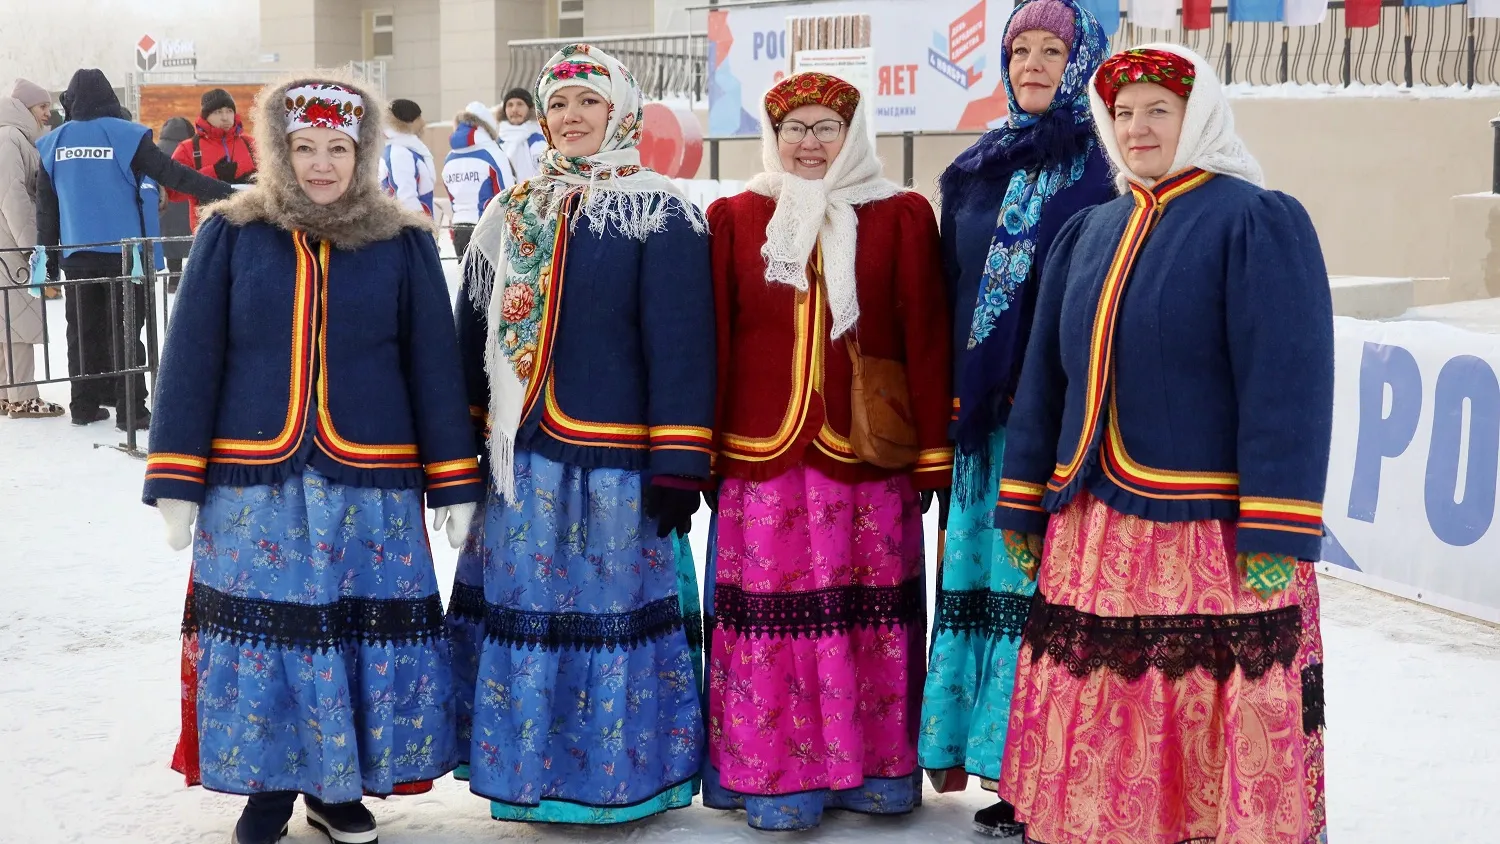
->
<box><xmin>168</xmin><ymin>88</ymin><xmax>256</xmax><ymax>229</ymax></box>
<box><xmin>701</xmin><ymin>72</ymin><xmax>953</xmax><ymax>831</ymax></box>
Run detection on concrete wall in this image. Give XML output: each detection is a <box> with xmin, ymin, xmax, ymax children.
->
<box><xmin>385</xmin><ymin>0</ymin><xmax>442</xmax><ymax>112</ymax></box>
<box><xmin>585</xmin><ymin>0</ymin><xmax>655</xmax><ymax>36</ymax></box>
<box><xmin>694</xmin><ymin>96</ymin><xmax>1500</xmax><ymax>280</ymax></box>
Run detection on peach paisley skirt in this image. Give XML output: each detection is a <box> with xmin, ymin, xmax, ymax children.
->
<box><xmin>998</xmin><ymin>492</ymin><xmax>1327</xmax><ymax>844</ymax></box>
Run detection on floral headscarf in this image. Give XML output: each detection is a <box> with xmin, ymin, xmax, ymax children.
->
<box><xmin>464</xmin><ymin>43</ymin><xmax>704</xmax><ymax>500</ymax></box>
<box><xmin>947</xmin><ymin>0</ymin><xmax>1109</xmax><ymax>458</ymax></box>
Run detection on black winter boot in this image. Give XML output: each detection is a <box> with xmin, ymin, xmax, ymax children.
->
<box><xmin>230</xmin><ymin>792</ymin><xmax>296</xmax><ymax>844</ymax></box>
<box><xmin>305</xmin><ymin>795</ymin><xmax>378</xmax><ymax>844</ymax></box>
<box><xmin>973</xmin><ymin>800</ymin><xmax>1024</xmax><ymax>839</ymax></box>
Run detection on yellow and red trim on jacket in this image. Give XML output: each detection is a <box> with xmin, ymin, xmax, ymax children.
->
<box><xmin>718</xmin><ymin>262</ymin><xmax>823</xmax><ymax>464</ymax></box>
<box><xmin>1238</xmin><ymin>496</ymin><xmax>1325</xmax><ymax>538</ymax></box>
<box><xmin>1049</xmin><ymin>168</ymin><xmax>1214</xmax><ymax>494</ymax></box>
<box><xmin>145</xmin><ymin>452</ymin><xmax>209</xmax><ymax>485</ymax></box>
<box><xmin>424</xmin><ymin>457</ymin><xmax>483</xmax><ymax>492</ymax></box>
<box><xmin>1099</xmin><ymin>384</ymin><xmax>1239</xmax><ymax>501</ymax></box>
<box><xmin>208</xmin><ymin>231</ymin><xmax>319</xmax><ymax>467</ymax></box>
<box><xmin>997</xmin><ymin>479</ymin><xmax>1047</xmax><ymax>514</ymax></box>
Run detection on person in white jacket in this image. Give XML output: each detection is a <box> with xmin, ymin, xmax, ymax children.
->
<box><xmin>441</xmin><ymin>101</ymin><xmax>516</xmax><ymax>258</ymax></box>
<box><xmin>378</xmin><ymin>97</ymin><xmax>436</xmax><ymax>215</ymax></box>
<box><xmin>493</xmin><ymin>87</ymin><xmax>547</xmax><ymax>181</ymax></box>
<box><xmin>0</xmin><ymin>80</ymin><xmax>62</xmax><ymax>418</ymax></box>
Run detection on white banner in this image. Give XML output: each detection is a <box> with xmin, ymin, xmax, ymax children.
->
<box><xmin>1320</xmin><ymin>316</ymin><xmax>1500</xmax><ymax>623</ymax></box>
<box><xmin>1128</xmin><ymin>0</ymin><xmax>1180</xmax><ymax>31</ymax></box>
<box><xmin>707</xmin><ymin>0</ymin><xmax>1017</xmax><ymax>136</ymax></box>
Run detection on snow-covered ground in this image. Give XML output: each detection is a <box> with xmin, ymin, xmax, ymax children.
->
<box><xmin>4</xmin><ymin>275</ymin><xmax>1500</xmax><ymax>844</ymax></box>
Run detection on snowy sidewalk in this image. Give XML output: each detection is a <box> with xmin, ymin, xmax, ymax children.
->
<box><xmin>3</xmin><ymin>305</ymin><xmax>1500</xmax><ymax>843</ymax></box>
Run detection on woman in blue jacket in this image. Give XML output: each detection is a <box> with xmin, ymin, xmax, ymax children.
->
<box><xmin>993</xmin><ymin>44</ymin><xmax>1332</xmax><ymax>844</ymax></box>
<box><xmin>916</xmin><ymin>0</ymin><xmax>1115</xmax><ymax>836</ymax></box>
<box><xmin>144</xmin><ymin>74</ymin><xmax>483</xmax><ymax>844</ymax></box>
<box><xmin>447</xmin><ymin>43</ymin><xmax>714</xmax><ymax>825</ymax></box>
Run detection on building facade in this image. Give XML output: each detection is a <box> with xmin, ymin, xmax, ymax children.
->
<box><xmin>259</xmin><ymin>0</ymin><xmax>706</xmax><ymax>120</ymax></box>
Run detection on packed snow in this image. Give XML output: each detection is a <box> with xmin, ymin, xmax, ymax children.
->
<box><xmin>3</xmin><ymin>264</ymin><xmax>1499</xmax><ymax>843</ymax></box>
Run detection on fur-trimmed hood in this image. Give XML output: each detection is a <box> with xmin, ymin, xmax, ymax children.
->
<box><xmin>200</xmin><ymin>72</ymin><xmax>430</xmax><ymax>250</ymax></box>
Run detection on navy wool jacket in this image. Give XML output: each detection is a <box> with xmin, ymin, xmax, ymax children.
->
<box><xmin>457</xmin><ymin>196</ymin><xmax>716</xmax><ymax>480</ymax></box>
<box><xmin>994</xmin><ymin>171</ymin><xmax>1335</xmax><ymax>560</ymax></box>
<box><xmin>143</xmin><ymin>215</ymin><xmax>484</xmax><ymax>508</ymax></box>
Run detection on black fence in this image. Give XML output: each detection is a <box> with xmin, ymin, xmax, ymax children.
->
<box><xmin>1172</xmin><ymin>0</ymin><xmax>1500</xmax><ymax>87</ymax></box>
<box><xmin>1</xmin><ymin>234</ymin><xmax>468</xmax><ymax>459</ymax></box>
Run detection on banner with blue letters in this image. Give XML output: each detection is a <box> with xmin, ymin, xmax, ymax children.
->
<box><xmin>1321</xmin><ymin>316</ymin><xmax>1500</xmax><ymax>623</ymax></box>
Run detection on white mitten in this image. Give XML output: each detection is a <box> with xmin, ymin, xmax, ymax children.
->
<box><xmin>158</xmin><ymin>499</ymin><xmax>199</xmax><ymax>551</ymax></box>
<box><xmin>430</xmin><ymin>502</ymin><xmax>478</xmax><ymax>550</ymax></box>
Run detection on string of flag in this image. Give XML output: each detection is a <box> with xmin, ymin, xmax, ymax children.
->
<box><xmin>1075</xmin><ymin>0</ymin><xmax>1491</xmax><ymax>38</ymax></box>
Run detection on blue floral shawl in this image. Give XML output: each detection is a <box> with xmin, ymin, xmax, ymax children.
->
<box><xmin>942</xmin><ymin>0</ymin><xmax>1109</xmax><ymax>454</ymax></box>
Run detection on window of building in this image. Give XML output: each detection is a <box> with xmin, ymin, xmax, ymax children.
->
<box><xmin>370</xmin><ymin>11</ymin><xmax>394</xmax><ymax>59</ymax></box>
<box><xmin>558</xmin><ymin>0</ymin><xmax>584</xmax><ymax>38</ymax></box>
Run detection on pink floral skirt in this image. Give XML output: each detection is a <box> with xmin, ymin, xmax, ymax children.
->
<box><xmin>999</xmin><ymin>492</ymin><xmax>1327</xmax><ymax>844</ymax></box>
<box><xmin>703</xmin><ymin>463</ymin><xmax>926</xmax><ymax>829</ymax></box>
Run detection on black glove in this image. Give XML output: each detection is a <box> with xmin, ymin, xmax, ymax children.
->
<box><xmin>212</xmin><ymin>158</ymin><xmax>239</xmax><ymax>183</ymax></box>
<box><xmin>704</xmin><ymin>481</ymin><xmax>720</xmax><ymax>513</ymax></box>
<box><xmin>644</xmin><ymin>484</ymin><xmax>700</xmax><ymax>539</ymax></box>
<box><xmin>921</xmin><ymin>488</ymin><xmax>953</xmax><ymax>531</ymax></box>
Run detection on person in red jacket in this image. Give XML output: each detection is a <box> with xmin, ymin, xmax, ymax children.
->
<box><xmin>168</xmin><ymin>88</ymin><xmax>256</xmax><ymax>229</ymax></box>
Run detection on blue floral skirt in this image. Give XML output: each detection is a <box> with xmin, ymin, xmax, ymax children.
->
<box><xmin>447</xmin><ymin>450</ymin><xmax>704</xmax><ymax>824</ymax></box>
<box><xmin>176</xmin><ymin>469</ymin><xmax>460</xmax><ymax>803</ymax></box>
<box><xmin>916</xmin><ymin>427</ymin><xmax>1036</xmax><ymax>785</ymax></box>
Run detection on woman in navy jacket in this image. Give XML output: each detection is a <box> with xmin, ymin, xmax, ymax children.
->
<box><xmin>993</xmin><ymin>44</ymin><xmax>1332</xmax><ymax>844</ymax></box>
<box><xmin>143</xmin><ymin>74</ymin><xmax>482</xmax><ymax>844</ymax></box>
<box><xmin>446</xmin><ymin>44</ymin><xmax>714</xmax><ymax>825</ymax></box>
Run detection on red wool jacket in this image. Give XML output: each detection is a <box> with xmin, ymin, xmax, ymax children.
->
<box><xmin>168</xmin><ymin>118</ymin><xmax>256</xmax><ymax>230</ymax></box>
<box><xmin>708</xmin><ymin>190</ymin><xmax>954</xmax><ymax>490</ymax></box>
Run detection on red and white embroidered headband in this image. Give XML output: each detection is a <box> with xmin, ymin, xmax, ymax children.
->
<box><xmin>285</xmin><ymin>84</ymin><xmax>365</xmax><ymax>141</ymax></box>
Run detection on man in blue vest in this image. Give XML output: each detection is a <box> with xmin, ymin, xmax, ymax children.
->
<box><xmin>36</xmin><ymin>69</ymin><xmax>232</xmax><ymax>428</ymax></box>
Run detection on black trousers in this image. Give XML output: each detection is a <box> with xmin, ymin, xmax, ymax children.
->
<box><xmin>61</xmin><ymin>251</ymin><xmax>147</xmax><ymax>416</ymax></box>
<box><xmin>451</xmin><ymin>223</ymin><xmax>475</xmax><ymax>260</ymax></box>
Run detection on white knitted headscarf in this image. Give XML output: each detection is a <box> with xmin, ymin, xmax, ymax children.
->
<box><xmin>1089</xmin><ymin>42</ymin><xmax>1265</xmax><ymax>191</ymax></box>
<box><xmin>744</xmin><ymin>86</ymin><xmax>902</xmax><ymax>339</ymax></box>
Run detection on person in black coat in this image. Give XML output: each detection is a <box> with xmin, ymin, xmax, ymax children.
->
<box><xmin>34</xmin><ymin>69</ymin><xmax>231</xmax><ymax>428</ymax></box>
<box><xmin>156</xmin><ymin>115</ymin><xmax>194</xmax><ymax>292</ymax></box>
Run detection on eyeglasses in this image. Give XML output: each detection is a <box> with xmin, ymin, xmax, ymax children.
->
<box><xmin>776</xmin><ymin>119</ymin><xmax>845</xmax><ymax>144</ymax></box>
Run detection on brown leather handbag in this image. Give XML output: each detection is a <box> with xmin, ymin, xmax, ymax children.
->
<box><xmin>845</xmin><ymin>334</ymin><xmax>919</xmax><ymax>469</ymax></box>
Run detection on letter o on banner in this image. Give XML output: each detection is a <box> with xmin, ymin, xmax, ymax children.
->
<box><xmin>638</xmin><ymin>103</ymin><xmax>703</xmax><ymax>180</ymax></box>
<box><xmin>1423</xmin><ymin>355</ymin><xmax>1500</xmax><ymax>547</ymax></box>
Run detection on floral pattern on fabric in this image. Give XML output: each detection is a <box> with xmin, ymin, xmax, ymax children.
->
<box><xmin>446</xmin><ymin>450</ymin><xmax>703</xmax><ymax>822</ymax></box>
<box><xmin>284</xmin><ymin>84</ymin><xmax>365</xmax><ymax>138</ymax></box>
<box><xmin>763</xmin><ymin>71</ymin><xmax>861</xmax><ymax>123</ymax></box>
<box><xmin>918</xmin><ymin>429</ymin><xmax>1037</xmax><ymax>784</ymax></box>
<box><xmin>998</xmin><ymin>491</ymin><xmax>1322</xmax><ymax>844</ymax></box>
<box><xmin>179</xmin><ymin>470</ymin><xmax>459</xmax><ymax>803</ymax></box>
<box><xmin>704</xmin><ymin>463</ymin><xmax>926</xmax><ymax>831</ymax></box>
<box><xmin>1094</xmin><ymin>47</ymin><xmax>1197</xmax><ymax>110</ymax></box>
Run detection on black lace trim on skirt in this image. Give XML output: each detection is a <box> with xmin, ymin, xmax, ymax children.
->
<box><xmin>183</xmin><ymin>583</ymin><xmax>446</xmax><ymax>653</ymax></box>
<box><xmin>683</xmin><ymin>610</ymin><xmax>704</xmax><ymax>652</ymax></box>
<box><xmin>447</xmin><ymin>582</ymin><xmax>689</xmax><ymax>652</ymax></box>
<box><xmin>1021</xmin><ymin>591</ymin><xmax>1302</xmax><ymax>682</ymax></box>
<box><xmin>934</xmin><ymin>588</ymin><xmax>1030</xmax><ymax>640</ymax></box>
<box><xmin>1302</xmin><ymin>662</ymin><xmax>1326</xmax><ymax>734</ymax></box>
<box><xmin>712</xmin><ymin>579</ymin><xmax>923</xmax><ymax>639</ymax></box>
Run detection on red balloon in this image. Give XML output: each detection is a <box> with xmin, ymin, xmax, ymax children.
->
<box><xmin>638</xmin><ymin>103</ymin><xmax>704</xmax><ymax>180</ymax></box>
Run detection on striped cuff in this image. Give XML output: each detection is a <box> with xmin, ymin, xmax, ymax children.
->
<box><xmin>994</xmin><ymin>478</ymin><xmax>1049</xmax><ymax>535</ymax></box>
<box><xmin>424</xmin><ymin>457</ymin><xmax>484</xmax><ymax>507</ymax></box>
<box><xmin>912</xmin><ymin>447</ymin><xmax>955</xmax><ymax>489</ymax></box>
<box><xmin>143</xmin><ymin>452</ymin><xmax>209</xmax><ymax>506</ymax></box>
<box><xmin>648</xmin><ymin>425</ymin><xmax>713</xmax><ymax>479</ymax></box>
<box><xmin>1236</xmin><ymin>496</ymin><xmax>1325</xmax><ymax>560</ymax></box>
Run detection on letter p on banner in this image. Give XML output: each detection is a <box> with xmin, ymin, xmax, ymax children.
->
<box><xmin>1348</xmin><ymin>342</ymin><xmax>1422</xmax><ymax>523</ymax></box>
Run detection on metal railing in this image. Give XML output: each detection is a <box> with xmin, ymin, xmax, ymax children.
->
<box><xmin>506</xmin><ymin>33</ymin><xmax>709</xmax><ymax>100</ymax></box>
<box><xmin>1152</xmin><ymin>0</ymin><xmax>1500</xmax><ymax>87</ymax></box>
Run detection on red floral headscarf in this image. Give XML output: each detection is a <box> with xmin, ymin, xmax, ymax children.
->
<box><xmin>1093</xmin><ymin>48</ymin><xmax>1196</xmax><ymax>110</ymax></box>
<box><xmin>764</xmin><ymin>72</ymin><xmax>860</xmax><ymax>124</ymax></box>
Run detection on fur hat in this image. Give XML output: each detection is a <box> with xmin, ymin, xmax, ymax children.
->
<box><xmin>200</xmin><ymin>87</ymin><xmax>235</xmax><ymax>119</ymax></box>
<box><xmin>1005</xmin><ymin>0</ymin><xmax>1077</xmax><ymax>51</ymax></box>
<box><xmin>455</xmin><ymin>100</ymin><xmax>500</xmax><ymax>140</ymax></box>
<box><xmin>200</xmin><ymin>71</ymin><xmax>429</xmax><ymax>250</ymax></box>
